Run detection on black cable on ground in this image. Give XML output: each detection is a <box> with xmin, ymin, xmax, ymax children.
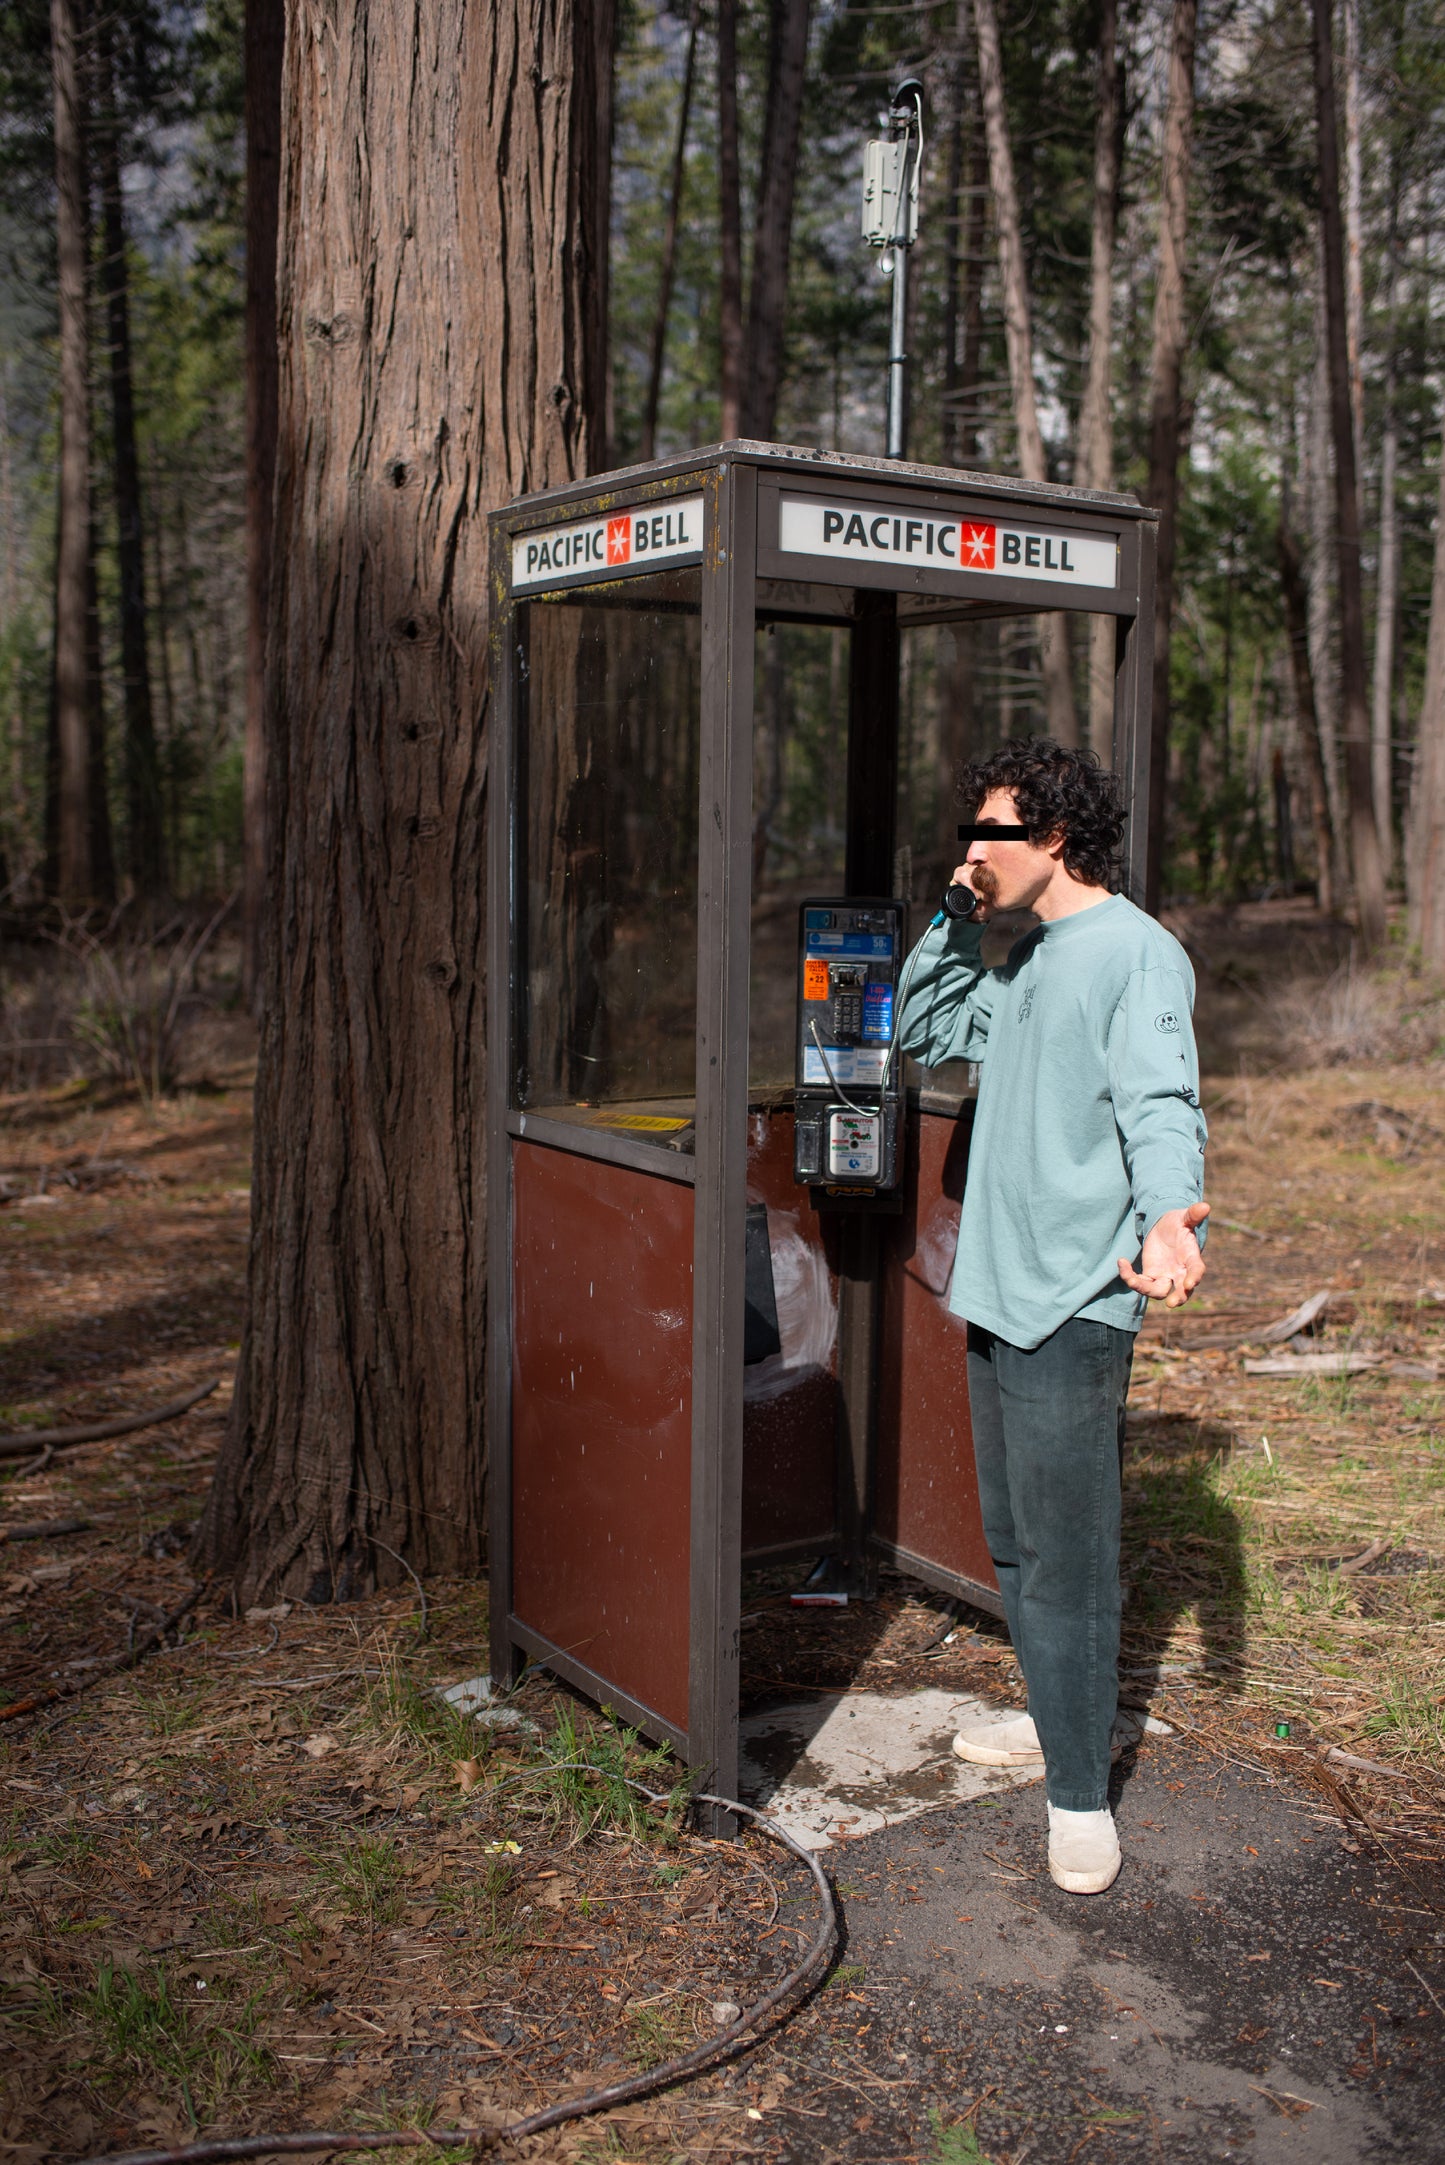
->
<box><xmin>79</xmin><ymin>1772</ymin><xmax>840</xmax><ymax>2165</ymax></box>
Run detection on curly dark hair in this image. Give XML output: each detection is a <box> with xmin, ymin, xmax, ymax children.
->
<box><xmin>957</xmin><ymin>737</ymin><xmax>1126</xmax><ymax>889</ymax></box>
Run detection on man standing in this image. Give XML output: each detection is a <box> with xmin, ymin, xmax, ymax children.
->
<box><xmin>898</xmin><ymin>738</ymin><xmax>1208</xmax><ymax>1895</ymax></box>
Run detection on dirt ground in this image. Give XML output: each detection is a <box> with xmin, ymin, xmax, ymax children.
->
<box><xmin>1</xmin><ymin>899</ymin><xmax>1443</xmax><ymax>2164</ymax></box>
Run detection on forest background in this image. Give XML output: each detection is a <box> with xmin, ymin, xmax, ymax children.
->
<box><xmin>1</xmin><ymin>0</ymin><xmax>1444</xmax><ymax>951</ymax></box>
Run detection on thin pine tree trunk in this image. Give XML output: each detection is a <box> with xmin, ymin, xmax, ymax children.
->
<box><xmin>1312</xmin><ymin>0</ymin><xmax>1385</xmax><ymax>946</ymax></box>
<box><xmin>1142</xmin><ymin>0</ymin><xmax>1196</xmax><ymax>908</ymax></box>
<box><xmin>97</xmin><ymin>11</ymin><xmax>164</xmax><ymax>896</ymax></box>
<box><xmin>972</xmin><ymin>0</ymin><xmax>1075</xmax><ymax>743</ymax></box>
<box><xmin>717</xmin><ymin>0</ymin><xmax>743</xmax><ymax>440</ymax></box>
<box><xmin>1342</xmin><ymin>0</ymin><xmax>1365</xmax><ymax>478</ymax></box>
<box><xmin>740</xmin><ymin>0</ymin><xmax>812</xmax><ymax>441</ymax></box>
<box><xmin>1076</xmin><ymin>0</ymin><xmax>1121</xmax><ymax>763</ymax></box>
<box><xmin>1406</xmin><ymin>437</ymin><xmax>1445</xmax><ymax>968</ymax></box>
<box><xmin>1372</xmin><ymin>354</ymin><xmax>1399</xmax><ymax>876</ymax></box>
<box><xmin>1278</xmin><ymin>513</ymin><xmax>1335</xmax><ymax>914</ymax></box>
<box><xmin>639</xmin><ymin>0</ymin><xmax>699</xmax><ymax>461</ymax></box>
<box><xmin>50</xmin><ymin>0</ymin><xmax>92</xmax><ymax>904</ymax></box>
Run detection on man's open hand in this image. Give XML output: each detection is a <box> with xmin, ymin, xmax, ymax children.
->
<box><xmin>1117</xmin><ymin>1202</ymin><xmax>1209</xmax><ymax>1308</ymax></box>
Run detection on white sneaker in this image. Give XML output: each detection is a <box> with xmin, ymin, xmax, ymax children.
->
<box><xmin>1047</xmin><ymin>1803</ymin><xmax>1121</xmax><ymax>1894</ymax></box>
<box><xmin>952</xmin><ymin>1712</ymin><xmax>1044</xmax><ymax>1767</ymax></box>
<box><xmin>952</xmin><ymin>1710</ymin><xmax>1135</xmax><ymax>1770</ymax></box>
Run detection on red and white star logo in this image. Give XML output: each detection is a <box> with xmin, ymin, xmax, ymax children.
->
<box><xmin>963</xmin><ymin>522</ymin><xmax>996</xmax><ymax>569</ymax></box>
<box><xmin>606</xmin><ymin>515</ymin><xmax>632</xmax><ymax>564</ymax></box>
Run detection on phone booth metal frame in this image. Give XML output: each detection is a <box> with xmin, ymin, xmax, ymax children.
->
<box><xmin>486</xmin><ymin>442</ymin><xmax>1157</xmax><ymax>1811</ymax></box>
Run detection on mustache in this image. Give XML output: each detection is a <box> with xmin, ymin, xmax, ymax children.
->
<box><xmin>971</xmin><ymin>864</ymin><xmax>1000</xmax><ymax>903</ymax></box>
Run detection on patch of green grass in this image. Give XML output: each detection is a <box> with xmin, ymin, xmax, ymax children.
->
<box><xmin>516</xmin><ymin>1704</ymin><xmax>691</xmax><ymax>1844</ymax></box>
<box><xmin>131</xmin><ymin>1682</ymin><xmax>207</xmax><ymax>1738</ymax></box>
<box><xmin>927</xmin><ymin>2109</ymin><xmax>991</xmax><ymax>2164</ymax></box>
<box><xmin>626</xmin><ymin>1996</ymin><xmax>694</xmax><ymax>2069</ymax></box>
<box><xmin>312</xmin><ymin>1836</ymin><xmax>404</xmax><ymax>1930</ymax></box>
<box><xmin>78</xmin><ymin>1961</ymin><xmax>271</xmax><ymax>2119</ymax></box>
<box><xmin>829</xmin><ymin>1962</ymin><xmax>866</xmax><ymax>1990</ymax></box>
<box><xmin>1361</xmin><ymin>1666</ymin><xmax>1445</xmax><ymax>1762</ymax></box>
<box><xmin>364</xmin><ymin>1654</ymin><xmax>483</xmax><ymax>1767</ymax></box>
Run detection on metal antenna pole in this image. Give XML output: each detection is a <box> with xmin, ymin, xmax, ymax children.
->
<box><xmin>886</xmin><ymin>238</ymin><xmax>909</xmax><ymax>459</ymax></box>
<box><xmin>878</xmin><ymin>81</ymin><xmax>922</xmax><ymax>461</ymax></box>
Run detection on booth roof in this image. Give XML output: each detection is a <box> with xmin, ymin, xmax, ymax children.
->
<box><xmin>493</xmin><ymin>439</ymin><xmax>1159</xmax><ymax>526</ymax></box>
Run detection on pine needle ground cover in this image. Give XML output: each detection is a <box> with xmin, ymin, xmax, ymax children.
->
<box><xmin>1</xmin><ymin>912</ymin><xmax>1443</xmax><ymax>2161</ymax></box>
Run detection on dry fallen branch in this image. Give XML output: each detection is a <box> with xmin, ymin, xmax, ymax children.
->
<box><xmin>0</xmin><ymin>1378</ymin><xmax>219</xmax><ymax>1461</ymax></box>
<box><xmin>0</xmin><ymin>1516</ymin><xmax>92</xmax><ymax>1544</ymax></box>
<box><xmin>0</xmin><ymin>1577</ymin><xmax>207</xmax><ymax>1722</ymax></box>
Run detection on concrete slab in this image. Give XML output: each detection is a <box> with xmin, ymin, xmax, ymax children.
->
<box><xmin>738</xmin><ymin>1688</ymin><xmax>1042</xmax><ymax>1848</ymax></box>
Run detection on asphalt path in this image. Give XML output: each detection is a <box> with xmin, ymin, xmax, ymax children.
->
<box><xmin>741</xmin><ymin>1742</ymin><xmax>1445</xmax><ymax>2163</ymax></box>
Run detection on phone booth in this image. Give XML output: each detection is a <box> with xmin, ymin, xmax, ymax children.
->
<box><xmin>485</xmin><ymin>443</ymin><xmax>1155</xmax><ymax>1809</ymax></box>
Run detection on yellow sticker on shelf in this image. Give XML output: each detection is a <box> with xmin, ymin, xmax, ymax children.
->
<box><xmin>596</xmin><ymin>1113</ymin><xmax>691</xmax><ymax>1131</ymax></box>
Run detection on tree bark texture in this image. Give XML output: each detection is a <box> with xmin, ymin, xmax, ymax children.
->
<box><xmin>972</xmin><ymin>0</ymin><xmax>1075</xmax><ymax>744</ymax></box>
<box><xmin>1372</xmin><ymin>357</ymin><xmax>1399</xmax><ymax>875</ymax></box>
<box><xmin>1311</xmin><ymin>0</ymin><xmax>1385</xmax><ymax>945</ymax></box>
<box><xmin>1076</xmin><ymin>0</ymin><xmax>1121</xmax><ymax>763</ymax></box>
<box><xmin>1342</xmin><ymin>0</ymin><xmax>1365</xmax><ymax>483</ymax></box>
<box><xmin>1142</xmin><ymin>0</ymin><xmax>1196</xmax><ymax>911</ymax></box>
<box><xmin>717</xmin><ymin>0</ymin><xmax>743</xmax><ymax>440</ymax></box>
<box><xmin>639</xmin><ymin>0</ymin><xmax>699</xmax><ymax>461</ymax></box>
<box><xmin>243</xmin><ymin>0</ymin><xmax>285</xmax><ymax>1000</ymax></box>
<box><xmin>97</xmin><ymin>12</ymin><xmax>165</xmax><ymax>896</ymax></box>
<box><xmin>50</xmin><ymin>0</ymin><xmax>93</xmax><ymax>905</ymax></box>
<box><xmin>196</xmin><ymin>0</ymin><xmax>615</xmax><ymax>1605</ymax></box>
<box><xmin>1278</xmin><ymin>512</ymin><xmax>1335</xmax><ymax>915</ymax></box>
<box><xmin>739</xmin><ymin>0</ymin><xmax>812</xmax><ymax>440</ymax></box>
<box><xmin>1406</xmin><ymin>439</ymin><xmax>1445</xmax><ymax>969</ymax></box>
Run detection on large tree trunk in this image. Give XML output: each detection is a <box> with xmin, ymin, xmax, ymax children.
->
<box><xmin>972</xmin><ymin>0</ymin><xmax>1075</xmax><ymax>743</ymax></box>
<box><xmin>96</xmin><ymin>12</ymin><xmax>164</xmax><ymax>897</ymax></box>
<box><xmin>717</xmin><ymin>0</ymin><xmax>743</xmax><ymax>440</ymax></box>
<box><xmin>1406</xmin><ymin>438</ymin><xmax>1445</xmax><ymax>969</ymax></box>
<box><xmin>1075</xmin><ymin>0</ymin><xmax>1122</xmax><ymax>763</ymax></box>
<box><xmin>639</xmin><ymin>0</ymin><xmax>699</xmax><ymax>461</ymax></box>
<box><xmin>50</xmin><ymin>0</ymin><xmax>93</xmax><ymax>906</ymax></box>
<box><xmin>242</xmin><ymin>0</ymin><xmax>284</xmax><ymax>1000</ymax></box>
<box><xmin>1142</xmin><ymin>0</ymin><xmax>1196</xmax><ymax>910</ymax></box>
<box><xmin>195</xmin><ymin>0</ymin><xmax>615</xmax><ymax>1605</ymax></box>
<box><xmin>739</xmin><ymin>0</ymin><xmax>811</xmax><ymax>441</ymax></box>
<box><xmin>1311</xmin><ymin>0</ymin><xmax>1385</xmax><ymax>946</ymax></box>
<box><xmin>1278</xmin><ymin>512</ymin><xmax>1335</xmax><ymax>914</ymax></box>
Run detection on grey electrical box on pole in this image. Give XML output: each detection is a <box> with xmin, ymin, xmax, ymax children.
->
<box><xmin>861</xmin><ymin>80</ymin><xmax>923</xmax><ymax>460</ymax></box>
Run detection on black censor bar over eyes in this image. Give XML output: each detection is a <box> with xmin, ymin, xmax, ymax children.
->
<box><xmin>957</xmin><ymin>823</ymin><xmax>1031</xmax><ymax>842</ymax></box>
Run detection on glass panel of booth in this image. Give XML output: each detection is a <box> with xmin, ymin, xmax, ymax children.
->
<box><xmin>745</xmin><ymin>598</ymin><xmax>1125</xmax><ymax>1105</ymax></box>
<box><xmin>512</xmin><ymin>568</ymin><xmax>702</xmax><ymax>1154</ymax></box>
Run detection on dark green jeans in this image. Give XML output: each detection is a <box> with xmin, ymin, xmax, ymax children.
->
<box><xmin>966</xmin><ymin>1316</ymin><xmax>1134</xmax><ymax>1811</ymax></box>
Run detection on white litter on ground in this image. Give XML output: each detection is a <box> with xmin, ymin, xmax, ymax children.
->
<box><xmin>439</xmin><ymin>1675</ymin><xmax>536</xmax><ymax>1733</ymax></box>
<box><xmin>738</xmin><ymin>1691</ymin><xmax>1172</xmax><ymax>1850</ymax></box>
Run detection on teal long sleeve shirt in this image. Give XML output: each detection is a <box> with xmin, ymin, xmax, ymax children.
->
<box><xmin>897</xmin><ymin>892</ymin><xmax>1207</xmax><ymax>1350</ymax></box>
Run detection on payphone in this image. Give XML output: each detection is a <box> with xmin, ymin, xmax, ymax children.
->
<box><xmin>485</xmin><ymin>441</ymin><xmax>1157</xmax><ymax>1807</ymax></box>
<box><xmin>792</xmin><ymin>899</ymin><xmax>905</xmax><ymax>1195</ymax></box>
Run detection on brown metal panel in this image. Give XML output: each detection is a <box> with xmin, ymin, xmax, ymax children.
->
<box><xmin>510</xmin><ymin>1138</ymin><xmax>694</xmax><ymax>1737</ymax></box>
<box><xmin>874</xmin><ymin>1102</ymin><xmax>1000</xmax><ymax>1609</ymax></box>
<box><xmin>742</xmin><ymin>1111</ymin><xmax>838</xmax><ymax>1556</ymax></box>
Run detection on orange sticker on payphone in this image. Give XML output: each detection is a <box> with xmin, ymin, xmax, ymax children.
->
<box><xmin>803</xmin><ymin>958</ymin><xmax>829</xmax><ymax>1002</ymax></box>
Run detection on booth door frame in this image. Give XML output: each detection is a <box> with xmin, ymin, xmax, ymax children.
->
<box><xmin>484</xmin><ymin>458</ymin><xmax>760</xmax><ymax>1811</ymax></box>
